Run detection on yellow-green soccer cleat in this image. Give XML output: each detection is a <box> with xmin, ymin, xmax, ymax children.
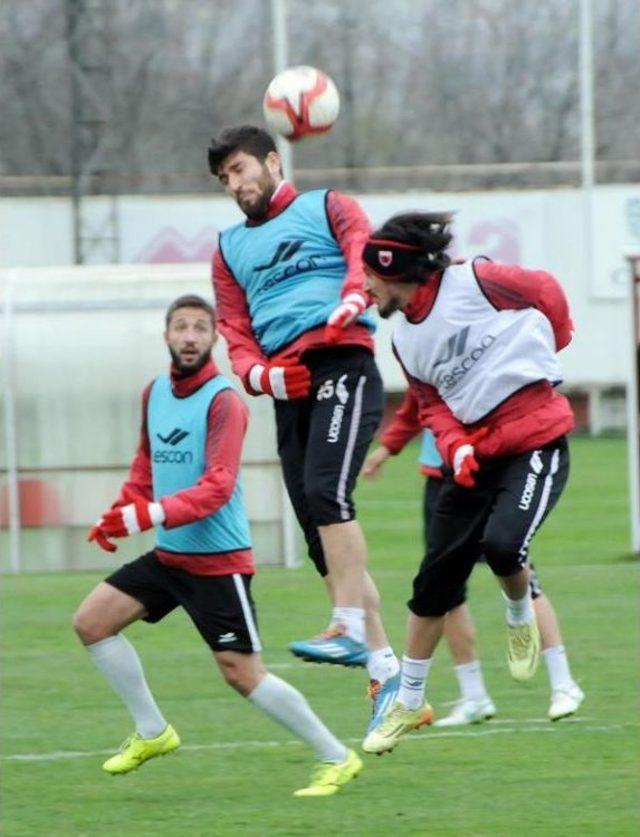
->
<box><xmin>293</xmin><ymin>749</ymin><xmax>363</xmax><ymax>797</ymax></box>
<box><xmin>507</xmin><ymin>618</ymin><xmax>541</xmax><ymax>681</ymax></box>
<box><xmin>102</xmin><ymin>724</ymin><xmax>180</xmax><ymax>775</ymax></box>
<box><xmin>362</xmin><ymin>700</ymin><xmax>434</xmax><ymax>755</ymax></box>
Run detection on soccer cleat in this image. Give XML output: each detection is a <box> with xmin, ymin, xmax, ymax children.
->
<box><xmin>362</xmin><ymin>700</ymin><xmax>434</xmax><ymax>755</ymax></box>
<box><xmin>293</xmin><ymin>748</ymin><xmax>363</xmax><ymax>797</ymax></box>
<box><xmin>433</xmin><ymin>697</ymin><xmax>496</xmax><ymax>728</ymax></box>
<box><xmin>507</xmin><ymin>618</ymin><xmax>541</xmax><ymax>681</ymax></box>
<box><xmin>289</xmin><ymin>627</ymin><xmax>368</xmax><ymax>667</ymax></box>
<box><xmin>548</xmin><ymin>683</ymin><xmax>585</xmax><ymax>721</ymax></box>
<box><xmin>102</xmin><ymin>724</ymin><xmax>180</xmax><ymax>774</ymax></box>
<box><xmin>366</xmin><ymin>673</ymin><xmax>401</xmax><ymax>735</ymax></box>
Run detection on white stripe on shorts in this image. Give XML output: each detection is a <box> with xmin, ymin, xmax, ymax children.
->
<box><xmin>232</xmin><ymin>574</ymin><xmax>262</xmax><ymax>652</ymax></box>
<box><xmin>518</xmin><ymin>447</ymin><xmax>560</xmax><ymax>561</ymax></box>
<box><xmin>336</xmin><ymin>375</ymin><xmax>366</xmax><ymax>521</ymax></box>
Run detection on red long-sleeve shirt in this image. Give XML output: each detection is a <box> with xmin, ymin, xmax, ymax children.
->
<box><xmin>379</xmin><ymin>389</ymin><xmax>445</xmax><ymax>477</ymax></box>
<box><xmin>113</xmin><ymin>359</ymin><xmax>254</xmax><ymax>576</ymax></box>
<box><xmin>380</xmin><ymin>388</ymin><xmax>422</xmax><ymax>454</ymax></box>
<box><xmin>212</xmin><ymin>182</ymin><xmax>374</xmax><ymax>391</ymax></box>
<box><xmin>396</xmin><ymin>260</ymin><xmax>575</xmax><ymax>465</ymax></box>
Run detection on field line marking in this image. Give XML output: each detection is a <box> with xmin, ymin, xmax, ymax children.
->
<box><xmin>2</xmin><ymin>723</ymin><xmax>624</xmax><ymax>763</ymax></box>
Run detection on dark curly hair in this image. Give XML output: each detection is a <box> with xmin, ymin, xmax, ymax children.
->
<box><xmin>208</xmin><ymin>125</ymin><xmax>277</xmax><ymax>175</ymax></box>
<box><xmin>371</xmin><ymin>212</ymin><xmax>454</xmax><ymax>283</ymax></box>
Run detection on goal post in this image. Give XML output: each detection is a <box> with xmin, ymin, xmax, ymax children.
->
<box><xmin>626</xmin><ymin>253</ymin><xmax>640</xmax><ymax>554</ymax></box>
<box><xmin>0</xmin><ymin>263</ymin><xmax>302</xmax><ymax>573</ymax></box>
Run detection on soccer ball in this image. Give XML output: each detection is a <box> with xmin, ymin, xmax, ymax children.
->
<box><xmin>263</xmin><ymin>65</ymin><xmax>340</xmax><ymax>142</ymax></box>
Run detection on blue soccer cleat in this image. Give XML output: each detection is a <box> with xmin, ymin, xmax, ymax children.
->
<box><xmin>366</xmin><ymin>673</ymin><xmax>401</xmax><ymax>736</ymax></box>
<box><xmin>289</xmin><ymin>627</ymin><xmax>368</xmax><ymax>667</ymax></box>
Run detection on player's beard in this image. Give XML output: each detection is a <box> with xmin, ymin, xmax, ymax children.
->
<box><xmin>377</xmin><ymin>299</ymin><xmax>401</xmax><ymax>319</ymax></box>
<box><xmin>169</xmin><ymin>345</ymin><xmax>212</xmax><ymax>375</ymax></box>
<box><xmin>238</xmin><ymin>166</ymin><xmax>277</xmax><ymax>220</ymax></box>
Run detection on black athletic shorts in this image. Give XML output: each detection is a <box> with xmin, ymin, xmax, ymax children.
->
<box><xmin>275</xmin><ymin>346</ymin><xmax>383</xmax><ymax>576</ymax></box>
<box><xmin>105</xmin><ymin>551</ymin><xmax>261</xmax><ymax>653</ymax></box>
<box><xmin>423</xmin><ymin>476</ymin><xmax>544</xmax><ymax>604</ymax></box>
<box><xmin>410</xmin><ymin>436</ymin><xmax>569</xmax><ymax>617</ymax></box>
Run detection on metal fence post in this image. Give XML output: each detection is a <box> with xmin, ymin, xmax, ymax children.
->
<box><xmin>2</xmin><ymin>272</ymin><xmax>22</xmax><ymax>572</ymax></box>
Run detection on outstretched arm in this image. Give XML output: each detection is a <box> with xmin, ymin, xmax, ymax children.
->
<box><xmin>379</xmin><ymin>387</ymin><xmax>423</xmax><ymax>455</ymax></box>
<box><xmin>212</xmin><ymin>247</ymin><xmax>268</xmax><ymax>389</ymax></box>
<box><xmin>324</xmin><ymin>191</ymin><xmax>372</xmax><ymax>342</ymax></box>
<box><xmin>90</xmin><ymin>389</ymin><xmax>249</xmax><ymax>549</ymax></box>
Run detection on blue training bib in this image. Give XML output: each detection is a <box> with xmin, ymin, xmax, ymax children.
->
<box><xmin>148</xmin><ymin>374</ymin><xmax>251</xmax><ymax>554</ymax></box>
<box><xmin>419</xmin><ymin>429</ymin><xmax>444</xmax><ymax>470</ymax></box>
<box><xmin>219</xmin><ymin>190</ymin><xmax>374</xmax><ymax>355</ymax></box>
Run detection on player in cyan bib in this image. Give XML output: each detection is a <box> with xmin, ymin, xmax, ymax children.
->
<box><xmin>74</xmin><ymin>294</ymin><xmax>362</xmax><ymax>796</ymax></box>
<box><xmin>208</xmin><ymin>125</ymin><xmax>400</xmax><ymax>735</ymax></box>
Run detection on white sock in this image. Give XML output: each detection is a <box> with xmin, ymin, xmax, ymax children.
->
<box><xmin>542</xmin><ymin>645</ymin><xmax>574</xmax><ymax>691</ymax></box>
<box><xmin>503</xmin><ymin>591</ymin><xmax>534</xmax><ymax>626</ymax></box>
<box><xmin>454</xmin><ymin>660</ymin><xmax>490</xmax><ymax>704</ymax></box>
<box><xmin>397</xmin><ymin>655</ymin><xmax>432</xmax><ymax>710</ymax></box>
<box><xmin>87</xmin><ymin>635</ymin><xmax>167</xmax><ymax>739</ymax></box>
<box><xmin>331</xmin><ymin>607</ymin><xmax>366</xmax><ymax>644</ymax></box>
<box><xmin>248</xmin><ymin>673</ymin><xmax>348</xmax><ymax>763</ymax></box>
<box><xmin>367</xmin><ymin>646</ymin><xmax>400</xmax><ymax>683</ymax></box>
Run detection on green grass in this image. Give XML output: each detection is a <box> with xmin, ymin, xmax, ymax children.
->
<box><xmin>2</xmin><ymin>436</ymin><xmax>638</xmax><ymax>836</ymax></box>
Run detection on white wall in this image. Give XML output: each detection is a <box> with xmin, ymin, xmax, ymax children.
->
<box><xmin>2</xmin><ymin>185</ymin><xmax>639</xmax><ymax>388</ymax></box>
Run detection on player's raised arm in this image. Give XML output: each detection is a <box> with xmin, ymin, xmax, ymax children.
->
<box><xmin>324</xmin><ymin>190</ymin><xmax>372</xmax><ymax>343</ymax></box>
<box><xmin>212</xmin><ymin>247</ymin><xmax>268</xmax><ymax>385</ymax></box>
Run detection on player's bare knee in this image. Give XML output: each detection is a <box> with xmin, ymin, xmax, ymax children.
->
<box><xmin>72</xmin><ymin>607</ymin><xmax>112</xmax><ymax>645</ymax></box>
<box><xmin>216</xmin><ymin>654</ymin><xmax>245</xmax><ymax>693</ymax></box>
<box><xmin>216</xmin><ymin>652</ymin><xmax>264</xmax><ymax>696</ymax></box>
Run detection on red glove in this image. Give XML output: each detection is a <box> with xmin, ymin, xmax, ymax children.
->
<box><xmin>324</xmin><ymin>292</ymin><xmax>367</xmax><ymax>344</ymax></box>
<box><xmin>87</xmin><ymin>524</ymin><xmax>118</xmax><ymax>553</ymax></box>
<box><xmin>451</xmin><ymin>428</ymin><xmax>489</xmax><ymax>488</ymax></box>
<box><xmin>99</xmin><ymin>500</ymin><xmax>166</xmax><ymax>538</ymax></box>
<box><xmin>248</xmin><ymin>358</ymin><xmax>311</xmax><ymax>400</ymax></box>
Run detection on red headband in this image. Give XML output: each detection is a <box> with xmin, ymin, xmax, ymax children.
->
<box><xmin>362</xmin><ymin>238</ymin><xmax>423</xmax><ymax>280</ymax></box>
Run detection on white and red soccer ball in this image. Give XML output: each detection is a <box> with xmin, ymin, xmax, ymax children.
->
<box><xmin>263</xmin><ymin>65</ymin><xmax>340</xmax><ymax>142</ymax></box>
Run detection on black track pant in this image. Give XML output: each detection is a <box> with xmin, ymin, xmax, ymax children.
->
<box><xmin>275</xmin><ymin>346</ymin><xmax>383</xmax><ymax>576</ymax></box>
<box><xmin>409</xmin><ymin>436</ymin><xmax>569</xmax><ymax>617</ymax></box>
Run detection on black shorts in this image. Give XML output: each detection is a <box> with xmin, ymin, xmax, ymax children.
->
<box><xmin>411</xmin><ymin>436</ymin><xmax>569</xmax><ymax>617</ymax></box>
<box><xmin>105</xmin><ymin>551</ymin><xmax>261</xmax><ymax>653</ymax></box>
<box><xmin>275</xmin><ymin>346</ymin><xmax>383</xmax><ymax>576</ymax></box>
<box><xmin>423</xmin><ymin>476</ymin><xmax>544</xmax><ymax>604</ymax></box>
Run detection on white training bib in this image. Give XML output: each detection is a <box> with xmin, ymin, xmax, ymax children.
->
<box><xmin>392</xmin><ymin>259</ymin><xmax>563</xmax><ymax>423</ymax></box>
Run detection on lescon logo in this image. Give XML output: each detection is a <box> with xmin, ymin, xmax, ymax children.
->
<box><xmin>433</xmin><ymin>326</ymin><xmax>470</xmax><ymax>369</ymax></box>
<box><xmin>157</xmin><ymin>427</ymin><xmax>190</xmax><ymax>446</ymax></box>
<box><xmin>432</xmin><ymin>326</ymin><xmax>496</xmax><ymax>391</ymax></box>
<box><xmin>254</xmin><ymin>239</ymin><xmax>304</xmax><ymax>272</ymax></box>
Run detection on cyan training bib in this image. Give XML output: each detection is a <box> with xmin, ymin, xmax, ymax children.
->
<box><xmin>148</xmin><ymin>374</ymin><xmax>251</xmax><ymax>554</ymax></box>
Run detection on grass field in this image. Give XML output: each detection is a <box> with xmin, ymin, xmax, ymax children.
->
<box><xmin>2</xmin><ymin>436</ymin><xmax>637</xmax><ymax>836</ymax></box>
